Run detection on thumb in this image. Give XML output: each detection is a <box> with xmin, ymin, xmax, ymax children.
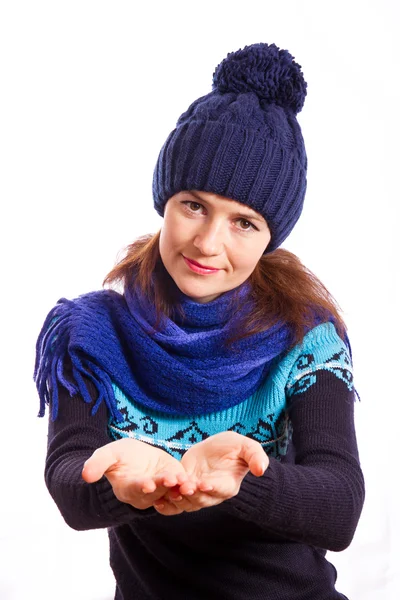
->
<box><xmin>82</xmin><ymin>445</ymin><xmax>118</xmax><ymax>483</ymax></box>
<box><xmin>238</xmin><ymin>439</ymin><xmax>269</xmax><ymax>477</ymax></box>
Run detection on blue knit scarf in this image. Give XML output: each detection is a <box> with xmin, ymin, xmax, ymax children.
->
<box><xmin>34</xmin><ymin>280</ymin><xmax>330</xmax><ymax>421</ymax></box>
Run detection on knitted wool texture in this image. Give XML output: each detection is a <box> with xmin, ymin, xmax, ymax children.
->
<box><xmin>152</xmin><ymin>42</ymin><xmax>308</xmax><ymax>252</ymax></box>
<box><xmin>107</xmin><ymin>321</ymin><xmax>355</xmax><ymax>461</ymax></box>
<box><xmin>34</xmin><ymin>283</ymin><xmax>301</xmax><ymax>421</ymax></box>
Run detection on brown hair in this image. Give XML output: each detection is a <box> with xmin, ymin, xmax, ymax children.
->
<box><xmin>103</xmin><ymin>231</ymin><xmax>347</xmax><ymax>350</ymax></box>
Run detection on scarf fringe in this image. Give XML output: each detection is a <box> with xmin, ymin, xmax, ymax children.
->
<box><xmin>34</xmin><ymin>298</ymin><xmax>124</xmax><ymax>422</ymax></box>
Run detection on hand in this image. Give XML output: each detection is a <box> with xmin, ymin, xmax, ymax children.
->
<box><xmin>82</xmin><ymin>438</ymin><xmax>190</xmax><ymax>511</ymax></box>
<box><xmin>154</xmin><ymin>432</ymin><xmax>269</xmax><ymax>516</ymax></box>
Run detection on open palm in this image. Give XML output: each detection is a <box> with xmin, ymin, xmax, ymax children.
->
<box><xmin>155</xmin><ymin>431</ymin><xmax>268</xmax><ymax>515</ymax></box>
<box><xmin>82</xmin><ymin>438</ymin><xmax>190</xmax><ymax>510</ymax></box>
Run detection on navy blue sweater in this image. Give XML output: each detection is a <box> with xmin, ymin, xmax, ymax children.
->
<box><xmin>44</xmin><ymin>324</ymin><xmax>365</xmax><ymax>599</ymax></box>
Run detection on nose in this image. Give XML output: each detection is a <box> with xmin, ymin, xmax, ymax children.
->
<box><xmin>193</xmin><ymin>220</ymin><xmax>225</xmax><ymax>256</ymax></box>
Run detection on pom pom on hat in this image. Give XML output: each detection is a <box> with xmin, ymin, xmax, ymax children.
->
<box><xmin>212</xmin><ymin>43</ymin><xmax>307</xmax><ymax>115</ymax></box>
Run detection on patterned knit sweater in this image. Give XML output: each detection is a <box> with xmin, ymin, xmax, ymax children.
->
<box><xmin>44</xmin><ymin>321</ymin><xmax>365</xmax><ymax>600</ymax></box>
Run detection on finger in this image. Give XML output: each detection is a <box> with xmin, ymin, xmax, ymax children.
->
<box><xmin>161</xmin><ymin>496</ymin><xmax>194</xmax><ymax>512</ymax></box>
<box><xmin>82</xmin><ymin>445</ymin><xmax>118</xmax><ymax>483</ymax></box>
<box><xmin>140</xmin><ymin>478</ymin><xmax>157</xmax><ymax>494</ymax></box>
<box><xmin>134</xmin><ymin>486</ymin><xmax>171</xmax><ymax>506</ymax></box>
<box><xmin>153</xmin><ymin>500</ymin><xmax>184</xmax><ymax>516</ymax></box>
<box><xmin>153</xmin><ymin>471</ymin><xmax>179</xmax><ymax>487</ymax></box>
<box><xmin>176</xmin><ymin>471</ymin><xmax>189</xmax><ymax>485</ymax></box>
<box><xmin>165</xmin><ymin>490</ymin><xmax>221</xmax><ymax>512</ymax></box>
<box><xmin>197</xmin><ymin>480</ymin><xmax>214</xmax><ymax>493</ymax></box>
<box><xmin>251</xmin><ymin>451</ymin><xmax>269</xmax><ymax>477</ymax></box>
<box><xmin>178</xmin><ymin>481</ymin><xmax>197</xmax><ymax>496</ymax></box>
<box><xmin>238</xmin><ymin>440</ymin><xmax>269</xmax><ymax>477</ymax></box>
<box><xmin>165</xmin><ymin>485</ymin><xmax>182</xmax><ymax>500</ymax></box>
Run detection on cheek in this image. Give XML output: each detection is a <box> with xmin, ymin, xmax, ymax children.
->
<box><xmin>243</xmin><ymin>255</ymin><xmax>260</xmax><ymax>274</ymax></box>
<box><xmin>162</xmin><ymin>215</ymin><xmax>193</xmax><ymax>250</ymax></box>
<box><xmin>238</xmin><ymin>237</ymin><xmax>264</xmax><ymax>260</ymax></box>
<box><xmin>227</xmin><ymin>248</ymin><xmax>252</xmax><ymax>274</ymax></box>
<box><xmin>159</xmin><ymin>227</ymin><xmax>172</xmax><ymax>265</ymax></box>
<box><xmin>229</xmin><ymin>240</ymin><xmax>266</xmax><ymax>276</ymax></box>
<box><xmin>160</xmin><ymin>219</ymin><xmax>185</xmax><ymax>259</ymax></box>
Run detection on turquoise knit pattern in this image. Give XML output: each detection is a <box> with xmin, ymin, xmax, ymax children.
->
<box><xmin>108</xmin><ymin>322</ymin><xmax>354</xmax><ymax>460</ymax></box>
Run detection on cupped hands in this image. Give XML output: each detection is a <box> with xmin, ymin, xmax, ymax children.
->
<box><xmin>82</xmin><ymin>432</ymin><xmax>268</xmax><ymax>516</ymax></box>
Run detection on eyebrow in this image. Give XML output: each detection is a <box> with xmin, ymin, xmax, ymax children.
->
<box><xmin>187</xmin><ymin>190</ymin><xmax>266</xmax><ymax>224</ymax></box>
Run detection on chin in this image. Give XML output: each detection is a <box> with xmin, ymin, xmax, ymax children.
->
<box><xmin>175</xmin><ymin>278</ymin><xmax>222</xmax><ymax>302</ymax></box>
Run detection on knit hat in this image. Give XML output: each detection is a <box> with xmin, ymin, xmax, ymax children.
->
<box><xmin>152</xmin><ymin>42</ymin><xmax>308</xmax><ymax>253</ymax></box>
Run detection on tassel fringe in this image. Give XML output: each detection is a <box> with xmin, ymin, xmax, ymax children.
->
<box><xmin>34</xmin><ymin>298</ymin><xmax>123</xmax><ymax>422</ymax></box>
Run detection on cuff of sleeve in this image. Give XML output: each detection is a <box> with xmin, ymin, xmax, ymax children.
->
<box><xmin>96</xmin><ymin>476</ymin><xmax>156</xmax><ymax>521</ymax></box>
<box><xmin>221</xmin><ymin>459</ymin><xmax>281</xmax><ymax>523</ymax></box>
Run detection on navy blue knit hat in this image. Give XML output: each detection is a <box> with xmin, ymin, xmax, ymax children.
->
<box><xmin>152</xmin><ymin>42</ymin><xmax>308</xmax><ymax>253</ymax></box>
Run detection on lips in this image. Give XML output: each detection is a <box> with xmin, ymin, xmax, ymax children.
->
<box><xmin>185</xmin><ymin>257</ymin><xmax>219</xmax><ymax>270</ymax></box>
<box><xmin>182</xmin><ymin>255</ymin><xmax>221</xmax><ymax>274</ymax></box>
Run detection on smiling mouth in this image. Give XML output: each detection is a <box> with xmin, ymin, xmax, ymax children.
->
<box><xmin>182</xmin><ymin>255</ymin><xmax>221</xmax><ymax>274</ymax></box>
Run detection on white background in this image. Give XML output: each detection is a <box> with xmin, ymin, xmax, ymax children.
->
<box><xmin>1</xmin><ymin>1</ymin><xmax>399</xmax><ymax>598</ymax></box>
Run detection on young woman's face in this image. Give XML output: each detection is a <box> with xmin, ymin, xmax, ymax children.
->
<box><xmin>159</xmin><ymin>190</ymin><xmax>271</xmax><ymax>303</ymax></box>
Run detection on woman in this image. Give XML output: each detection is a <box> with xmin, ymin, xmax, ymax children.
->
<box><xmin>35</xmin><ymin>42</ymin><xmax>365</xmax><ymax>599</ymax></box>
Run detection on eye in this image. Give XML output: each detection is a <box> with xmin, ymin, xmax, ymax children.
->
<box><xmin>236</xmin><ymin>218</ymin><xmax>258</xmax><ymax>232</ymax></box>
<box><xmin>181</xmin><ymin>200</ymin><xmax>204</xmax><ymax>213</ymax></box>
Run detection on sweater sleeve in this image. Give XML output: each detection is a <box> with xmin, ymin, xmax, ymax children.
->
<box><xmin>44</xmin><ymin>360</ymin><xmax>156</xmax><ymax>531</ymax></box>
<box><xmin>219</xmin><ymin>341</ymin><xmax>365</xmax><ymax>552</ymax></box>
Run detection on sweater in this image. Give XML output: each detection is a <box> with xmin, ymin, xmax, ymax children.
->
<box><xmin>44</xmin><ymin>321</ymin><xmax>365</xmax><ymax>600</ymax></box>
